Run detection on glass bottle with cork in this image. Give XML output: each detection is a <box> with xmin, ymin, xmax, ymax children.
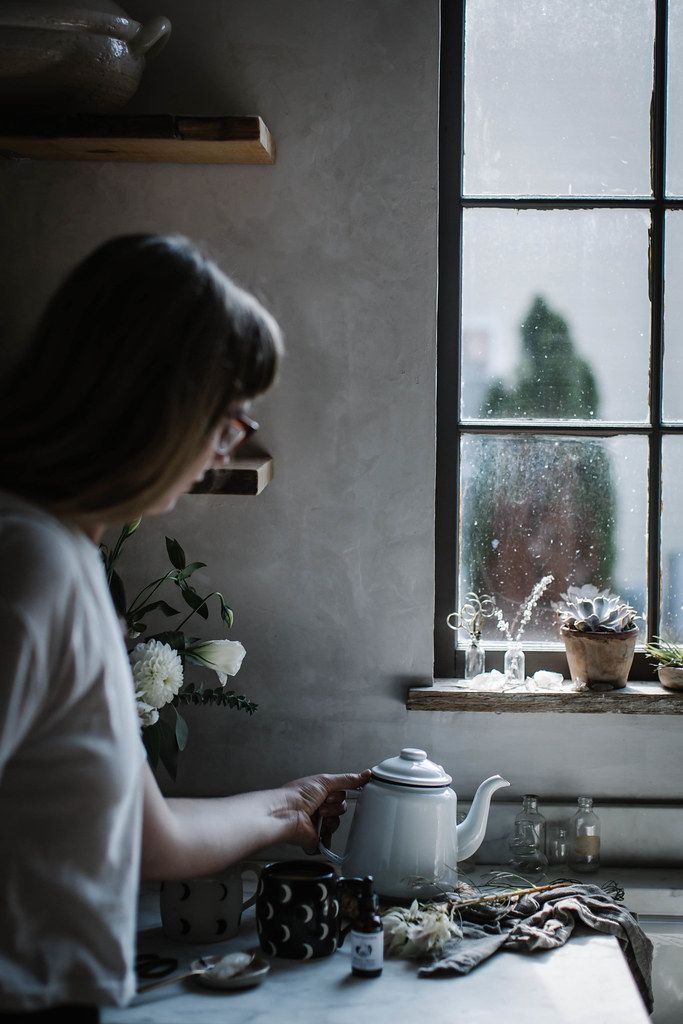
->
<box><xmin>569</xmin><ymin>796</ymin><xmax>601</xmax><ymax>872</ymax></box>
<box><xmin>350</xmin><ymin>876</ymin><xmax>383</xmax><ymax>978</ymax></box>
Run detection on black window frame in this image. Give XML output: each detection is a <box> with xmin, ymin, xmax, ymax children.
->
<box><xmin>434</xmin><ymin>0</ymin><xmax>682</xmax><ymax>681</ymax></box>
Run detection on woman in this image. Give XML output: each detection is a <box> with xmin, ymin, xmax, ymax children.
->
<box><xmin>0</xmin><ymin>235</ymin><xmax>368</xmax><ymax>1020</ymax></box>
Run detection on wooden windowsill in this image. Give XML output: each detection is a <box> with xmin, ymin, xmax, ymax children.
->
<box><xmin>407</xmin><ymin>679</ymin><xmax>683</xmax><ymax>714</ymax></box>
<box><xmin>0</xmin><ymin>114</ymin><xmax>275</xmax><ymax>164</ymax></box>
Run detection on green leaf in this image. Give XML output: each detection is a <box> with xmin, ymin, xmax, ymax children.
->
<box><xmin>179</xmin><ymin>584</ymin><xmax>209</xmax><ymax>619</ymax></box>
<box><xmin>109</xmin><ymin>569</ymin><xmax>127</xmax><ymax>617</ymax></box>
<box><xmin>130</xmin><ymin>621</ymin><xmax>147</xmax><ymax>637</ymax></box>
<box><xmin>148</xmin><ymin>630</ymin><xmax>186</xmax><ymax>652</ymax></box>
<box><xmin>174</xmin><ymin>708</ymin><xmax>189</xmax><ymax>751</ymax></box>
<box><xmin>134</xmin><ymin>600</ymin><xmax>180</xmax><ymax>618</ymax></box>
<box><xmin>177</xmin><ymin>562</ymin><xmax>207</xmax><ymax>581</ymax></box>
<box><xmin>142</xmin><ymin>721</ymin><xmax>161</xmax><ymax>770</ymax></box>
<box><xmin>165</xmin><ymin>537</ymin><xmax>186</xmax><ymax>570</ymax></box>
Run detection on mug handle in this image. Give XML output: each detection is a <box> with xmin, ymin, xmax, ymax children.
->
<box><xmin>334</xmin><ymin>875</ymin><xmax>367</xmax><ymax>948</ymax></box>
<box><xmin>240</xmin><ymin>860</ymin><xmax>262</xmax><ymax>912</ymax></box>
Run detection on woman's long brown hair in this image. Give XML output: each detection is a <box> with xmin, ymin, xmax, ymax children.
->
<box><xmin>0</xmin><ymin>234</ymin><xmax>283</xmax><ymax>522</ymax></box>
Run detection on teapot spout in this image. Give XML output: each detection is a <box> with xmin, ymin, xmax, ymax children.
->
<box><xmin>456</xmin><ymin>775</ymin><xmax>510</xmax><ymax>863</ymax></box>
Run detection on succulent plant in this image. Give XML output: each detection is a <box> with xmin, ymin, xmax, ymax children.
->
<box><xmin>644</xmin><ymin>636</ymin><xmax>683</xmax><ymax>667</ymax></box>
<box><xmin>555</xmin><ymin>584</ymin><xmax>640</xmax><ymax>633</ymax></box>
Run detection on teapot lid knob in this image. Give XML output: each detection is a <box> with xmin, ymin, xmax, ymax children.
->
<box><xmin>400</xmin><ymin>748</ymin><xmax>427</xmax><ymax>761</ymax></box>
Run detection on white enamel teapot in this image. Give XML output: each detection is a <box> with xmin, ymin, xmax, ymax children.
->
<box><xmin>319</xmin><ymin>748</ymin><xmax>510</xmax><ymax>899</ymax></box>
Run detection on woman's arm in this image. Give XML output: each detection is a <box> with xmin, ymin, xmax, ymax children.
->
<box><xmin>140</xmin><ymin>763</ymin><xmax>370</xmax><ymax>881</ymax></box>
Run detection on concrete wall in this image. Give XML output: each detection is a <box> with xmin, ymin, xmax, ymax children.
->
<box><xmin>1</xmin><ymin>0</ymin><xmax>681</xmax><ymax>807</ymax></box>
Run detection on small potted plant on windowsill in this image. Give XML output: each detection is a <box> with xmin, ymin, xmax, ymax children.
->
<box><xmin>554</xmin><ymin>585</ymin><xmax>641</xmax><ymax>691</ymax></box>
<box><xmin>644</xmin><ymin>637</ymin><xmax>683</xmax><ymax>691</ymax></box>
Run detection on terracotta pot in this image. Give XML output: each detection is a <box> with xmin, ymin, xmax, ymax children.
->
<box><xmin>561</xmin><ymin>625</ymin><xmax>638</xmax><ymax>691</ymax></box>
<box><xmin>0</xmin><ymin>2</ymin><xmax>171</xmax><ymax>112</ymax></box>
<box><xmin>657</xmin><ymin>665</ymin><xmax>683</xmax><ymax>691</ymax></box>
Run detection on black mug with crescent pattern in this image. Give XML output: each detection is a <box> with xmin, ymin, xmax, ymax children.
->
<box><xmin>256</xmin><ymin>860</ymin><xmax>355</xmax><ymax>960</ymax></box>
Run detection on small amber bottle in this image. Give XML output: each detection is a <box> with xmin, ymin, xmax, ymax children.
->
<box><xmin>350</xmin><ymin>876</ymin><xmax>383</xmax><ymax>978</ymax></box>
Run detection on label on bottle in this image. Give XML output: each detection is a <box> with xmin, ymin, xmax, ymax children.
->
<box><xmin>574</xmin><ymin>835</ymin><xmax>600</xmax><ymax>857</ymax></box>
<box><xmin>350</xmin><ymin>929</ymin><xmax>384</xmax><ymax>973</ymax></box>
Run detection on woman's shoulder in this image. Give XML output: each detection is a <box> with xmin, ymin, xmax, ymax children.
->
<box><xmin>0</xmin><ymin>495</ymin><xmax>92</xmax><ymax>619</ymax></box>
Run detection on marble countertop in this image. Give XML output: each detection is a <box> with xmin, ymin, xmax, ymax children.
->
<box><xmin>99</xmin><ymin>867</ymin><xmax>676</xmax><ymax>1024</ymax></box>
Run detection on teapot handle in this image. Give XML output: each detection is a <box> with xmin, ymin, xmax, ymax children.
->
<box><xmin>317</xmin><ymin>839</ymin><xmax>345</xmax><ymax>865</ymax></box>
<box><xmin>314</xmin><ymin>814</ymin><xmax>346</xmax><ymax>865</ymax></box>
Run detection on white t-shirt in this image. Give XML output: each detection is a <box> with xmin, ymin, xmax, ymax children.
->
<box><xmin>0</xmin><ymin>493</ymin><xmax>145</xmax><ymax>1010</ymax></box>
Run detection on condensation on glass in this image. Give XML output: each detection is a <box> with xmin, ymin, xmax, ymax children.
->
<box><xmin>461</xmin><ymin>208</ymin><xmax>651</xmax><ymax>423</ymax></box>
<box><xmin>458</xmin><ymin>434</ymin><xmax>648</xmax><ymax>645</ymax></box>
<box><xmin>660</xmin><ymin>436</ymin><xmax>683</xmax><ymax>638</ymax></box>
<box><xmin>463</xmin><ymin>0</ymin><xmax>654</xmax><ymax>198</ymax></box>
<box><xmin>663</xmin><ymin>211</ymin><xmax>683</xmax><ymax>421</ymax></box>
<box><xmin>667</xmin><ymin>0</ymin><xmax>683</xmax><ymax>197</ymax></box>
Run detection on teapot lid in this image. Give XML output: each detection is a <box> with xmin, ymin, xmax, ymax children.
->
<box><xmin>372</xmin><ymin>748</ymin><xmax>452</xmax><ymax>787</ymax></box>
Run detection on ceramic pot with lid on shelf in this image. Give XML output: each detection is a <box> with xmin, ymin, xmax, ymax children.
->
<box><xmin>0</xmin><ymin>1</ymin><xmax>172</xmax><ymax>112</ymax></box>
<box><xmin>319</xmin><ymin>747</ymin><xmax>510</xmax><ymax>899</ymax></box>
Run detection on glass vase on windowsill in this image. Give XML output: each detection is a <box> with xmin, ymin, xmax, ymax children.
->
<box><xmin>503</xmin><ymin>641</ymin><xmax>525</xmax><ymax>685</ymax></box>
<box><xmin>447</xmin><ymin>593</ymin><xmax>496</xmax><ymax>680</ymax></box>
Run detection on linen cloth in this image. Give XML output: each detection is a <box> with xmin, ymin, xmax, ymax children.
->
<box><xmin>0</xmin><ymin>493</ymin><xmax>146</xmax><ymax>1010</ymax></box>
<box><xmin>419</xmin><ymin>883</ymin><xmax>654</xmax><ymax>1012</ymax></box>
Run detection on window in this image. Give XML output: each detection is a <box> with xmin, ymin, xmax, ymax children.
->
<box><xmin>434</xmin><ymin>0</ymin><xmax>682</xmax><ymax>678</ymax></box>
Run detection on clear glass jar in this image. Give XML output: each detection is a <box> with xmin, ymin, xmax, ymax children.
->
<box><xmin>515</xmin><ymin>794</ymin><xmax>546</xmax><ymax>854</ymax></box>
<box><xmin>503</xmin><ymin>641</ymin><xmax>525</xmax><ymax>684</ymax></box>
<box><xmin>464</xmin><ymin>638</ymin><xmax>485</xmax><ymax>679</ymax></box>
<box><xmin>569</xmin><ymin>796</ymin><xmax>601</xmax><ymax>873</ymax></box>
<box><xmin>508</xmin><ymin>820</ymin><xmax>548</xmax><ymax>874</ymax></box>
<box><xmin>547</xmin><ymin>825</ymin><xmax>569</xmax><ymax>865</ymax></box>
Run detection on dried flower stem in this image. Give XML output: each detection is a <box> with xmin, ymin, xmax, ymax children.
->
<box><xmin>445</xmin><ymin>879</ymin><xmax>567</xmax><ymax>912</ymax></box>
<box><xmin>493</xmin><ymin>574</ymin><xmax>554</xmax><ymax>642</ymax></box>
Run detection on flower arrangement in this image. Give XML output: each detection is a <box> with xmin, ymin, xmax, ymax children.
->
<box><xmin>446</xmin><ymin>592</ymin><xmax>495</xmax><ymax>643</ymax></box>
<box><xmin>492</xmin><ymin>575</ymin><xmax>555</xmax><ymax>644</ymax></box>
<box><xmin>100</xmin><ymin>519</ymin><xmax>256</xmax><ymax>780</ymax></box>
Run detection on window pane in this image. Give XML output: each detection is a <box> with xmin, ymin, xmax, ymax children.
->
<box><xmin>667</xmin><ymin>0</ymin><xmax>683</xmax><ymax>197</ymax></box>
<box><xmin>663</xmin><ymin>211</ymin><xmax>683</xmax><ymax>421</ymax></box>
<box><xmin>463</xmin><ymin>0</ymin><xmax>654</xmax><ymax>198</ymax></box>
<box><xmin>461</xmin><ymin>208</ymin><xmax>650</xmax><ymax>423</ymax></box>
<box><xmin>661</xmin><ymin>436</ymin><xmax>683</xmax><ymax>636</ymax></box>
<box><xmin>458</xmin><ymin>434</ymin><xmax>648</xmax><ymax>645</ymax></box>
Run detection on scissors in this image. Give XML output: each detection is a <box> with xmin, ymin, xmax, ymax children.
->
<box><xmin>135</xmin><ymin>952</ymin><xmax>179</xmax><ymax>982</ymax></box>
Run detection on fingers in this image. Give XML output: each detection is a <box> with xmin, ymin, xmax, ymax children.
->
<box><xmin>321</xmin><ymin>769</ymin><xmax>372</xmax><ymax>793</ymax></box>
<box><xmin>319</xmin><ymin>798</ymin><xmax>347</xmax><ymax>817</ymax></box>
<box><xmin>320</xmin><ymin>816</ymin><xmax>340</xmax><ymax>847</ymax></box>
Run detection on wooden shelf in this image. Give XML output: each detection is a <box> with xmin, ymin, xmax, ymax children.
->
<box><xmin>0</xmin><ymin>114</ymin><xmax>275</xmax><ymax>164</ymax></box>
<box><xmin>190</xmin><ymin>454</ymin><xmax>273</xmax><ymax>496</ymax></box>
<box><xmin>407</xmin><ymin>679</ymin><xmax>683</xmax><ymax>715</ymax></box>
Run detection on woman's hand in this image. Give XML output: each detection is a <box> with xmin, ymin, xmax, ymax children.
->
<box><xmin>276</xmin><ymin>770</ymin><xmax>372</xmax><ymax>853</ymax></box>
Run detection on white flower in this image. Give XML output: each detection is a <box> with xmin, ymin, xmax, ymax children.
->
<box><xmin>186</xmin><ymin>639</ymin><xmax>246</xmax><ymax>685</ymax></box>
<box><xmin>382</xmin><ymin>900</ymin><xmax>461</xmax><ymax>959</ymax></box>
<box><xmin>134</xmin><ymin>690</ymin><xmax>159</xmax><ymax>728</ymax></box>
<box><xmin>131</xmin><ymin>640</ymin><xmax>184</xmax><ymax>709</ymax></box>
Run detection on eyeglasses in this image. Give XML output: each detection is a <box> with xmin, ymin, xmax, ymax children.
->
<box><xmin>215</xmin><ymin>410</ymin><xmax>259</xmax><ymax>457</ymax></box>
